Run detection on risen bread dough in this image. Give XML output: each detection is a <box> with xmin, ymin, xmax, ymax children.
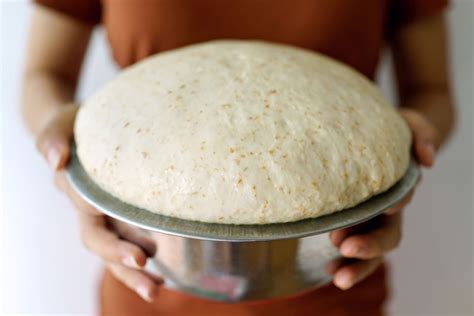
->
<box><xmin>75</xmin><ymin>40</ymin><xmax>411</xmax><ymax>224</ymax></box>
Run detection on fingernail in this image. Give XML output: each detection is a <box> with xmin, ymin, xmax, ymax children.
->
<box><xmin>340</xmin><ymin>244</ymin><xmax>357</xmax><ymax>257</ymax></box>
<box><xmin>122</xmin><ymin>256</ymin><xmax>141</xmax><ymax>269</ymax></box>
<box><xmin>47</xmin><ymin>146</ymin><xmax>61</xmax><ymax>170</ymax></box>
<box><xmin>136</xmin><ymin>285</ymin><xmax>154</xmax><ymax>302</ymax></box>
<box><xmin>335</xmin><ymin>272</ymin><xmax>352</xmax><ymax>290</ymax></box>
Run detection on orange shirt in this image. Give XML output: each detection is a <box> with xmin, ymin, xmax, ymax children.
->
<box><xmin>35</xmin><ymin>0</ymin><xmax>447</xmax><ymax>78</ymax></box>
<box><xmin>100</xmin><ymin>265</ymin><xmax>389</xmax><ymax>316</ymax></box>
<box><xmin>34</xmin><ymin>1</ymin><xmax>448</xmax><ymax>315</ymax></box>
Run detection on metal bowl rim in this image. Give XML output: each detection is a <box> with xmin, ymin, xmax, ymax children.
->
<box><xmin>67</xmin><ymin>146</ymin><xmax>419</xmax><ymax>242</ymax></box>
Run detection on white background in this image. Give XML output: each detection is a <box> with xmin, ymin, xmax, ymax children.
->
<box><xmin>1</xmin><ymin>1</ymin><xmax>472</xmax><ymax>315</ymax></box>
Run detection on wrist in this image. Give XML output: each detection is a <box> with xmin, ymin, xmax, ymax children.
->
<box><xmin>398</xmin><ymin>90</ymin><xmax>454</xmax><ymax>148</ymax></box>
<box><xmin>36</xmin><ymin>102</ymin><xmax>79</xmax><ymax>137</ymax></box>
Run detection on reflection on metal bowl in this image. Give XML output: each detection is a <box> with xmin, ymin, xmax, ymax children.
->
<box><xmin>111</xmin><ymin>221</ymin><xmax>339</xmax><ymax>301</ymax></box>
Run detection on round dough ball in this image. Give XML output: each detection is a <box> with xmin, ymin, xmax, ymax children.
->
<box><xmin>75</xmin><ymin>40</ymin><xmax>411</xmax><ymax>224</ymax></box>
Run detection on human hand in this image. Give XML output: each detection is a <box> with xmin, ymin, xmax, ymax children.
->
<box><xmin>36</xmin><ymin>104</ymin><xmax>161</xmax><ymax>302</ymax></box>
<box><xmin>327</xmin><ymin>108</ymin><xmax>438</xmax><ymax>290</ymax></box>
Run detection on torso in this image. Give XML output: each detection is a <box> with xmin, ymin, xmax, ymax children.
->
<box><xmin>102</xmin><ymin>0</ymin><xmax>389</xmax><ymax>77</ymax></box>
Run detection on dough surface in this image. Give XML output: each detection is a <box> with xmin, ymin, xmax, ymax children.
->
<box><xmin>75</xmin><ymin>40</ymin><xmax>411</xmax><ymax>224</ymax></box>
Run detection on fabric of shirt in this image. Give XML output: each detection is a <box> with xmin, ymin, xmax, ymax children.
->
<box><xmin>34</xmin><ymin>0</ymin><xmax>447</xmax><ymax>78</ymax></box>
<box><xmin>33</xmin><ymin>0</ymin><xmax>447</xmax><ymax>315</ymax></box>
<box><xmin>100</xmin><ymin>264</ymin><xmax>388</xmax><ymax>316</ymax></box>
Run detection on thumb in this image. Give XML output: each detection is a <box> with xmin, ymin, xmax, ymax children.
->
<box><xmin>36</xmin><ymin>104</ymin><xmax>78</xmax><ymax>171</ymax></box>
<box><xmin>400</xmin><ymin>109</ymin><xmax>438</xmax><ymax>168</ymax></box>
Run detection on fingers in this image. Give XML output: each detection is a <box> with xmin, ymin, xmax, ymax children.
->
<box><xmin>325</xmin><ymin>257</ymin><xmax>347</xmax><ymax>275</ymax></box>
<box><xmin>36</xmin><ymin>104</ymin><xmax>78</xmax><ymax>170</ymax></box>
<box><xmin>331</xmin><ymin>195</ymin><xmax>407</xmax><ymax>259</ymax></box>
<box><xmin>328</xmin><ymin>180</ymin><xmax>410</xmax><ymax>290</ymax></box>
<box><xmin>108</xmin><ymin>263</ymin><xmax>160</xmax><ymax>302</ymax></box>
<box><xmin>329</xmin><ymin>229</ymin><xmax>349</xmax><ymax>248</ymax></box>
<box><xmin>399</xmin><ymin>108</ymin><xmax>438</xmax><ymax>167</ymax></box>
<box><xmin>108</xmin><ymin>218</ymin><xmax>157</xmax><ymax>257</ymax></box>
<box><xmin>339</xmin><ymin>212</ymin><xmax>402</xmax><ymax>260</ymax></box>
<box><xmin>329</xmin><ymin>217</ymin><xmax>382</xmax><ymax>248</ymax></box>
<box><xmin>37</xmin><ymin>104</ymin><xmax>161</xmax><ymax>305</ymax></box>
<box><xmin>81</xmin><ymin>212</ymin><xmax>162</xmax><ymax>304</ymax></box>
<box><xmin>57</xmin><ymin>171</ymin><xmax>157</xmax><ymax>295</ymax></box>
<box><xmin>78</xmin><ymin>212</ymin><xmax>148</xmax><ymax>268</ymax></box>
<box><xmin>333</xmin><ymin>257</ymin><xmax>383</xmax><ymax>290</ymax></box>
<box><xmin>414</xmin><ymin>140</ymin><xmax>436</xmax><ymax>168</ymax></box>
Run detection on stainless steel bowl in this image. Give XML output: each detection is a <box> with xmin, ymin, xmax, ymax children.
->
<box><xmin>67</xmin><ymin>147</ymin><xmax>419</xmax><ymax>301</ymax></box>
<box><xmin>109</xmin><ymin>227</ymin><xmax>339</xmax><ymax>301</ymax></box>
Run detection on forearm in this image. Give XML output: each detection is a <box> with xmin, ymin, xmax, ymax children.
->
<box><xmin>21</xmin><ymin>6</ymin><xmax>93</xmax><ymax>136</ymax></box>
<box><xmin>21</xmin><ymin>71</ymin><xmax>76</xmax><ymax>136</ymax></box>
<box><xmin>391</xmin><ymin>13</ymin><xmax>454</xmax><ymax>149</ymax></box>
<box><xmin>400</xmin><ymin>89</ymin><xmax>455</xmax><ymax>148</ymax></box>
